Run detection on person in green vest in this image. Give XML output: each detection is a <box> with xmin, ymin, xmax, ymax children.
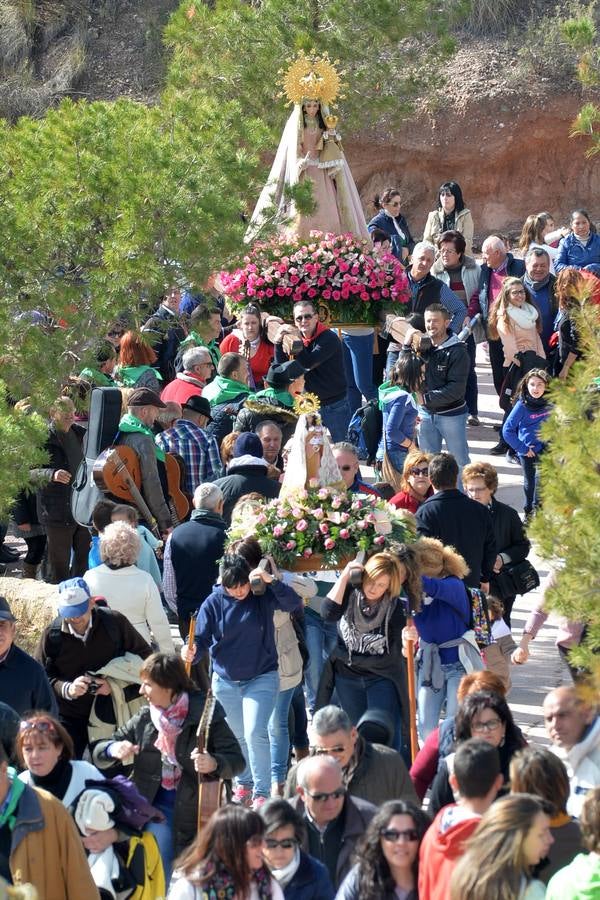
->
<box><xmin>178</xmin><ymin>304</ymin><xmax>222</xmax><ymax>371</ymax></box>
<box><xmin>234</xmin><ymin>360</ymin><xmax>305</xmax><ymax>445</ymax></box>
<box><xmin>202</xmin><ymin>352</ymin><xmax>252</xmax><ymax>408</ymax></box>
<box><xmin>79</xmin><ymin>340</ymin><xmax>117</xmax><ymax>387</ymax></box>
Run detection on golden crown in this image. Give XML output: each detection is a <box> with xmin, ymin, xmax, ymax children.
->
<box><xmin>280</xmin><ymin>50</ymin><xmax>344</xmax><ymax>106</ymax></box>
<box><xmin>293</xmin><ymin>392</ymin><xmax>321</xmax><ymax>416</ymax></box>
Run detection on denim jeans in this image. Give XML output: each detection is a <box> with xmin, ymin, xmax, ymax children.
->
<box><xmin>146</xmin><ymin>786</ymin><xmax>176</xmax><ymax>886</ymax></box>
<box><xmin>342</xmin><ymin>332</ymin><xmax>377</xmax><ymax>415</ymax></box>
<box><xmin>303</xmin><ymin>612</ymin><xmax>339</xmax><ymax>714</ymax></box>
<box><xmin>212</xmin><ymin>669</ymin><xmax>279</xmax><ymax>799</ymax></box>
<box><xmin>416</xmin><ymin>658</ymin><xmax>466</xmax><ymax>740</ymax></box>
<box><xmin>520</xmin><ymin>454</ymin><xmax>540</xmax><ymax>514</ymax></box>
<box><xmin>385</xmin><ymin>350</ymin><xmax>400</xmax><ymax>379</ymax></box>
<box><xmin>268</xmin><ymin>685</ymin><xmax>296</xmax><ymax>785</ymax></box>
<box><xmin>320</xmin><ymin>397</ymin><xmax>351</xmax><ymax>443</ymax></box>
<box><xmin>334</xmin><ymin>671</ymin><xmax>404</xmax><ymax>757</ymax></box>
<box><xmin>418</xmin><ymin>408</ymin><xmax>470</xmax><ymax>478</ymax></box>
<box><xmin>465</xmin><ymin>334</ymin><xmax>479</xmax><ymax>417</ymax></box>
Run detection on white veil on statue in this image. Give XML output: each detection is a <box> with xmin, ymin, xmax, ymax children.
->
<box><xmin>245</xmin><ymin>106</ymin><xmax>301</xmax><ymax>244</ymax></box>
<box><xmin>280</xmin><ymin>413</ymin><xmax>345</xmax><ymax>497</ymax></box>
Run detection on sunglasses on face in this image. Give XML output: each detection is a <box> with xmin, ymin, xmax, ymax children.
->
<box><xmin>311</xmin><ymin>745</ymin><xmax>346</xmax><ymax>755</ymax></box>
<box><xmin>380</xmin><ymin>828</ymin><xmax>419</xmax><ymax>843</ymax></box>
<box><xmin>295</xmin><ymin>313</ymin><xmax>315</xmax><ymax>321</ymax></box>
<box><xmin>306</xmin><ymin>788</ymin><xmax>346</xmax><ymax>802</ymax></box>
<box><xmin>264</xmin><ymin>837</ymin><xmax>298</xmax><ymax>850</ymax></box>
<box><xmin>338</xmin><ymin>465</ymin><xmax>354</xmax><ymax>472</ymax></box>
<box><xmin>410</xmin><ymin>467</ymin><xmax>429</xmax><ymax>476</ymax></box>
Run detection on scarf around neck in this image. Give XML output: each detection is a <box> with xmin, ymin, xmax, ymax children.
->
<box><xmin>117</xmin><ymin>365</ymin><xmax>162</xmax><ymax>387</ymax></box>
<box><xmin>271</xmin><ymin>846</ymin><xmax>301</xmax><ymax>888</ymax></box>
<box><xmin>119</xmin><ymin>413</ymin><xmax>166</xmax><ymax>461</ymax></box>
<box><xmin>198</xmin><ymin>860</ymin><xmax>273</xmax><ymax>900</ymax></box>
<box><xmin>339</xmin><ymin>587</ymin><xmax>396</xmax><ymax>661</ymax></box>
<box><xmin>149</xmin><ymin>691</ymin><xmax>189</xmax><ymax>790</ymax></box>
<box><xmin>255</xmin><ymin>386</ymin><xmax>294</xmax><ymax>408</ymax></box>
<box><xmin>301</xmin><ymin>320</ymin><xmax>328</xmax><ymax>347</ymax></box>
<box><xmin>524</xmin><ymin>273</ymin><xmax>551</xmax><ymax>293</ymax></box>
<box><xmin>0</xmin><ymin>769</ymin><xmax>26</xmax><ymax>830</ymax></box>
<box><xmin>507</xmin><ymin>302</ymin><xmax>538</xmax><ymax>329</ymax></box>
<box><xmin>204</xmin><ymin>374</ymin><xmax>251</xmax><ymax>405</ymax></box>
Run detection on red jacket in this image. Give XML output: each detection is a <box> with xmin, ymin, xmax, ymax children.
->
<box><xmin>390</xmin><ymin>487</ymin><xmax>433</xmax><ymax>513</ymax></box>
<box><xmin>418</xmin><ymin>806</ymin><xmax>480</xmax><ymax>900</ymax></box>
<box><xmin>160</xmin><ymin>373</ymin><xmax>205</xmax><ymax>405</ymax></box>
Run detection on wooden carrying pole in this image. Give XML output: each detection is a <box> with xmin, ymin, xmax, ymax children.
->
<box><xmin>405</xmin><ymin>615</ymin><xmax>419</xmax><ymax>763</ymax></box>
<box><xmin>185</xmin><ymin>615</ymin><xmax>196</xmax><ymax>676</ymax></box>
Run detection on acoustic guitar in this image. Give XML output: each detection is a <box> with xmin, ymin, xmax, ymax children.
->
<box><xmin>196</xmin><ymin>690</ymin><xmax>224</xmax><ymax>832</ymax></box>
<box><xmin>93</xmin><ymin>445</ymin><xmax>189</xmax><ymax>531</ymax></box>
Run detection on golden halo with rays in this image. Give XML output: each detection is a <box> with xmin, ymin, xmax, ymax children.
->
<box><xmin>293</xmin><ymin>392</ymin><xmax>321</xmax><ymax>416</ymax></box>
<box><xmin>279</xmin><ymin>50</ymin><xmax>343</xmax><ymax>107</ymax></box>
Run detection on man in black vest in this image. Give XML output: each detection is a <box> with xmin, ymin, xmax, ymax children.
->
<box><xmin>162</xmin><ymin>482</ymin><xmax>227</xmax><ymax>639</ymax></box>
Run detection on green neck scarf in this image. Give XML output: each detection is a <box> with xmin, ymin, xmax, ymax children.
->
<box><xmin>79</xmin><ymin>367</ymin><xmax>114</xmax><ymax>387</ymax></box>
<box><xmin>255</xmin><ymin>386</ymin><xmax>294</xmax><ymax>408</ymax></box>
<box><xmin>116</xmin><ymin>365</ymin><xmax>162</xmax><ymax>387</ymax></box>
<box><xmin>119</xmin><ymin>413</ymin><xmax>166</xmax><ymax>461</ymax></box>
<box><xmin>0</xmin><ymin>769</ymin><xmax>26</xmax><ymax>831</ymax></box>
<box><xmin>203</xmin><ymin>375</ymin><xmax>251</xmax><ymax>406</ymax></box>
<box><xmin>378</xmin><ymin>380</ymin><xmax>411</xmax><ymax>411</ymax></box>
<box><xmin>181</xmin><ymin>332</ymin><xmax>221</xmax><ymax>368</ymax></box>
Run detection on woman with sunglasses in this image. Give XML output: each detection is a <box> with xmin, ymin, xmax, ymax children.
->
<box><xmin>368</xmin><ymin>189</ymin><xmax>415</xmax><ymax>262</ymax></box>
<box><xmin>336</xmin><ymin>799</ymin><xmax>430</xmax><ymax>900</ymax></box>
<box><xmin>429</xmin><ymin>690</ymin><xmax>527</xmax><ymax>817</ymax></box>
<box><xmin>259</xmin><ymin>799</ymin><xmax>334</xmax><ymax>900</ymax></box>
<box><xmin>422</xmin><ymin>182</ymin><xmax>473</xmax><ymax>256</ymax></box>
<box><xmin>389</xmin><ymin>450</ymin><xmax>433</xmax><ymax>513</ymax></box>
<box><xmin>169</xmin><ymin>805</ymin><xmax>284</xmax><ymax>899</ymax></box>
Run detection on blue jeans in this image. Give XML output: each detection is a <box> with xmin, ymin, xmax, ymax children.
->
<box><xmin>385</xmin><ymin>350</ymin><xmax>399</xmax><ymax>379</ymax></box>
<box><xmin>377</xmin><ymin>445</ymin><xmax>408</xmax><ymax>474</ymax></box>
<box><xmin>418</xmin><ymin>408</ymin><xmax>470</xmax><ymax>478</ymax></box>
<box><xmin>465</xmin><ymin>334</ymin><xmax>479</xmax><ymax>417</ymax></box>
<box><xmin>212</xmin><ymin>669</ymin><xmax>279</xmax><ymax>798</ymax></box>
<box><xmin>320</xmin><ymin>396</ymin><xmax>351</xmax><ymax>443</ymax></box>
<box><xmin>268</xmin><ymin>685</ymin><xmax>296</xmax><ymax>785</ymax></box>
<box><xmin>146</xmin><ymin>786</ymin><xmax>175</xmax><ymax>886</ymax></box>
<box><xmin>417</xmin><ymin>658</ymin><xmax>466</xmax><ymax>740</ymax></box>
<box><xmin>334</xmin><ymin>671</ymin><xmax>403</xmax><ymax>756</ymax></box>
<box><xmin>520</xmin><ymin>454</ymin><xmax>540</xmax><ymax>514</ymax></box>
<box><xmin>342</xmin><ymin>332</ymin><xmax>377</xmax><ymax>415</ymax></box>
<box><xmin>303</xmin><ymin>612</ymin><xmax>339</xmax><ymax>714</ymax></box>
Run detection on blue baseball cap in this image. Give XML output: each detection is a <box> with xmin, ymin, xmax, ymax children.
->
<box><xmin>57</xmin><ymin>578</ymin><xmax>91</xmax><ymax>618</ymax></box>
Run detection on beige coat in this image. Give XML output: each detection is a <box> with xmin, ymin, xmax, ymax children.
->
<box><xmin>423</xmin><ymin>207</ymin><xmax>474</xmax><ymax>255</ymax></box>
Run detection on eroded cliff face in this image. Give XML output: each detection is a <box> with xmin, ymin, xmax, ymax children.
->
<box><xmin>346</xmin><ymin>94</ymin><xmax>599</xmax><ymax>244</ymax></box>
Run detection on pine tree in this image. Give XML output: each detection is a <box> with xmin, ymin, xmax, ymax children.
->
<box><xmin>530</xmin><ymin>290</ymin><xmax>600</xmax><ymax>682</ymax></box>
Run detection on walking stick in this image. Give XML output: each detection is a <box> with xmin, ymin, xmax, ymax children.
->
<box><xmin>185</xmin><ymin>615</ymin><xmax>196</xmax><ymax>677</ymax></box>
<box><xmin>405</xmin><ymin>612</ymin><xmax>419</xmax><ymax>764</ymax></box>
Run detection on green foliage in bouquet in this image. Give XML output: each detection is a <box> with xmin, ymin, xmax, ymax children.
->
<box><xmin>228</xmin><ymin>484</ymin><xmax>416</xmax><ymax>569</ymax></box>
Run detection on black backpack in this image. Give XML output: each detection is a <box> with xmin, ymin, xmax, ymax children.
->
<box><xmin>347</xmin><ymin>399</ymin><xmax>382</xmax><ymax>464</ymax></box>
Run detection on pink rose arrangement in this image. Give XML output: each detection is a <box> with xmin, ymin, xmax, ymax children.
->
<box><xmin>219</xmin><ymin>232</ymin><xmax>409</xmax><ymax>325</ymax></box>
<box><xmin>227</xmin><ymin>484</ymin><xmax>415</xmax><ymax>569</ymax></box>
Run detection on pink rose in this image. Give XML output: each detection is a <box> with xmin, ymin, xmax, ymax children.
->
<box><xmin>324</xmin><ymin>538</ymin><xmax>336</xmax><ymax>550</ymax></box>
<box><xmin>374</xmin><ymin>535</ymin><xmax>386</xmax><ymax>545</ymax></box>
<box><xmin>292</xmin><ymin>507</ymin><xmax>303</xmax><ymax>518</ymax></box>
<box><xmin>296</xmin><ymin>519</ymin><xmax>308</xmax><ymax>532</ymax></box>
<box><xmin>356</xmin><ymin>520</ymin><xmax>367</xmax><ymax>530</ymax></box>
<box><xmin>286</xmin><ymin>540</ymin><xmax>297</xmax><ymax>550</ymax></box>
<box><xmin>318</xmin><ymin>488</ymin><xmax>329</xmax><ymax>500</ymax></box>
<box><xmin>273</xmin><ymin>525</ymin><xmax>285</xmax><ymax>537</ymax></box>
<box><xmin>313</xmin><ymin>508</ymin><xmax>324</xmax><ymax>520</ymax></box>
<box><xmin>303</xmin><ymin>548</ymin><xmax>313</xmax><ymax>558</ymax></box>
<box><xmin>340</xmin><ymin>512</ymin><xmax>350</xmax><ymax>523</ymax></box>
<box><xmin>339</xmin><ymin>528</ymin><xmax>350</xmax><ymax>540</ymax></box>
<box><xmin>256</xmin><ymin>513</ymin><xmax>267</xmax><ymax>525</ymax></box>
<box><xmin>331</xmin><ymin>497</ymin><xmax>342</xmax><ymax>509</ymax></box>
<box><xmin>319</xmin><ymin>523</ymin><xmax>329</xmax><ymax>535</ymax></box>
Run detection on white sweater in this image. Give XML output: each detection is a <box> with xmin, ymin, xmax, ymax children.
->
<box><xmin>19</xmin><ymin>759</ymin><xmax>104</xmax><ymax>809</ymax></box>
<box><xmin>84</xmin><ymin>564</ymin><xmax>174</xmax><ymax>653</ymax></box>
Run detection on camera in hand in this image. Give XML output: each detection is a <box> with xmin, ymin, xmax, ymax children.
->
<box><xmin>86</xmin><ymin>672</ymin><xmax>100</xmax><ymax>694</ymax></box>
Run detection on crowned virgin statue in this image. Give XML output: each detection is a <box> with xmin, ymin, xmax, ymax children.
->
<box><xmin>246</xmin><ymin>51</ymin><xmax>369</xmax><ymax>242</ymax></box>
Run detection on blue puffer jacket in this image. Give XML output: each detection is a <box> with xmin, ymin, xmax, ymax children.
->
<box><xmin>502</xmin><ymin>397</ymin><xmax>551</xmax><ymax>455</ymax></box>
<box><xmin>555</xmin><ymin>231</ymin><xmax>600</xmax><ymax>273</ymax></box>
<box><xmin>282</xmin><ymin>851</ymin><xmax>335</xmax><ymax>900</ymax></box>
<box><xmin>367</xmin><ymin>210</ymin><xmax>415</xmax><ymax>260</ymax></box>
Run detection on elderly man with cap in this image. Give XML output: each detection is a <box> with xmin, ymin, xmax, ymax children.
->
<box><xmin>0</xmin><ymin>597</ymin><xmax>57</xmax><ymax>717</ymax></box>
<box><xmin>156</xmin><ymin>394</ymin><xmax>221</xmax><ymax>494</ymax></box>
<box><xmin>36</xmin><ymin>578</ymin><xmax>152</xmax><ymax>757</ymax></box>
<box><xmin>235</xmin><ymin>360</ymin><xmax>305</xmax><ymax>444</ymax></box>
<box><xmin>213</xmin><ymin>432</ymin><xmax>281</xmax><ymax>524</ymax></box>
<box><xmin>115</xmin><ymin>387</ymin><xmax>173</xmax><ymax>537</ymax></box>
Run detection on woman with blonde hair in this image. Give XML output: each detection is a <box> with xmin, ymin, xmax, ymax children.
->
<box><xmin>517</xmin><ymin>214</ymin><xmax>560</xmax><ymax>271</ymax></box>
<box><xmin>83</xmin><ymin>520</ymin><xmax>174</xmax><ymax>652</ymax></box>
<box><xmin>320</xmin><ymin>547</ymin><xmax>422</xmax><ymax>759</ymax></box>
<box><xmin>389</xmin><ymin>449</ymin><xmax>433</xmax><ymax>513</ymax></box>
<box><xmin>487</xmin><ymin>277</ymin><xmax>545</xmax><ymax>371</ymax></box>
<box><xmin>409</xmin><ymin>537</ymin><xmax>483</xmax><ymax>740</ymax></box>
<box><xmin>450</xmin><ymin>793</ymin><xmax>552</xmax><ymax>900</ymax></box>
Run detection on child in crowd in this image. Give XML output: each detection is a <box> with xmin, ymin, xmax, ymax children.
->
<box><xmin>502</xmin><ymin>368</ymin><xmax>551</xmax><ymax>521</ymax></box>
<box><xmin>483</xmin><ymin>596</ymin><xmax>516</xmax><ymax>693</ymax></box>
<box><xmin>88</xmin><ymin>498</ymin><xmax>117</xmax><ymax>568</ymax></box>
<box><xmin>111</xmin><ymin>504</ymin><xmax>162</xmax><ymax>589</ymax></box>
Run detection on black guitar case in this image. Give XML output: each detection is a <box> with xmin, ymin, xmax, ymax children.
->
<box><xmin>71</xmin><ymin>387</ymin><xmax>122</xmax><ymax>527</ymax></box>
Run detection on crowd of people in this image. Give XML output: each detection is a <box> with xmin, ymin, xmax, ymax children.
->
<box><xmin>0</xmin><ymin>191</ymin><xmax>598</xmax><ymax>900</ymax></box>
